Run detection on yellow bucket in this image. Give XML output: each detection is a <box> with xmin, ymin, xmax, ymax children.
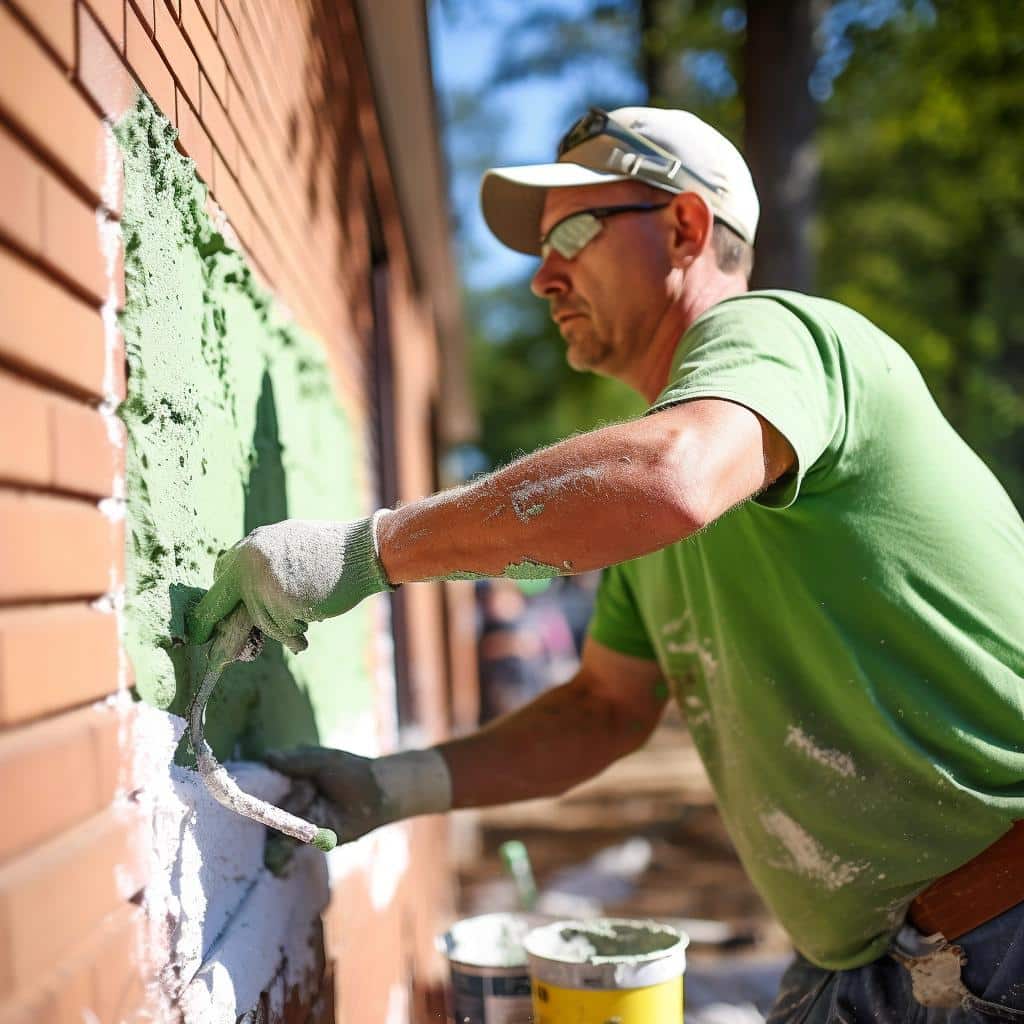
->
<box><xmin>524</xmin><ymin>918</ymin><xmax>688</xmax><ymax>1023</ymax></box>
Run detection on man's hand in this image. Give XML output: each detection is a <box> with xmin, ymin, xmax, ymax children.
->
<box><xmin>265</xmin><ymin>745</ymin><xmax>453</xmax><ymax>844</ymax></box>
<box><xmin>186</xmin><ymin>514</ymin><xmax>394</xmax><ymax>652</ymax></box>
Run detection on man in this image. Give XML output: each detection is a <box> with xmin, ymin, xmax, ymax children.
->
<box><xmin>188</xmin><ymin>107</ymin><xmax>1024</xmax><ymax>1020</ymax></box>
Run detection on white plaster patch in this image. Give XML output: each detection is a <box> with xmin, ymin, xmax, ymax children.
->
<box><xmin>665</xmin><ymin>637</ymin><xmax>719</xmax><ymax>681</ymax></box>
<box><xmin>385</xmin><ymin>982</ymin><xmax>409</xmax><ymax>1024</ymax></box>
<box><xmin>759</xmin><ymin>809</ymin><xmax>867</xmax><ymax>892</ymax></box>
<box><xmin>784</xmin><ymin>725</ymin><xmax>858</xmax><ymax>779</ymax></box>
<box><xmin>661</xmin><ymin>613</ymin><xmax>689</xmax><ymax>636</ymax></box>
<box><xmin>122</xmin><ymin>704</ymin><xmax>331</xmax><ymax>1020</ymax></box>
<box><xmin>510</xmin><ymin>466</ymin><xmax>603</xmax><ymax>523</ymax></box>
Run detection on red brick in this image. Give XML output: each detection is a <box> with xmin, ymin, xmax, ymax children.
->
<box><xmin>125</xmin><ymin>2</ymin><xmax>175</xmax><ymax>121</ymax></box>
<box><xmin>51</xmin><ymin>396</ymin><xmax>121</xmax><ymax>497</ymax></box>
<box><xmin>9</xmin><ymin>0</ymin><xmax>75</xmax><ymax>68</ymax></box>
<box><xmin>0</xmin><ymin>129</ymin><xmax>43</xmax><ymax>256</ymax></box>
<box><xmin>0</xmin><ymin>604</ymin><xmax>120</xmax><ymax>726</ymax></box>
<box><xmin>181</xmin><ymin>0</ymin><xmax>226</xmax><ymax>101</ymax></box>
<box><xmin>154</xmin><ymin>0</ymin><xmax>199</xmax><ymax>104</ymax></box>
<box><xmin>201</xmin><ymin>71</ymin><xmax>237</xmax><ymax>171</ymax></box>
<box><xmin>212</xmin><ymin>152</ymin><xmax>252</xmax><ymax>247</ymax></box>
<box><xmin>0</xmin><ymin>491</ymin><xmax>117</xmax><ymax>603</ymax></box>
<box><xmin>0</xmin><ymin>7</ymin><xmax>106</xmax><ymax>201</ymax></box>
<box><xmin>218</xmin><ymin>5</ymin><xmax>243</xmax><ymax>92</ymax></box>
<box><xmin>77</xmin><ymin>2</ymin><xmax>136</xmax><ymax>122</ymax></box>
<box><xmin>0</xmin><ymin>249</ymin><xmax>107</xmax><ymax>399</ymax></box>
<box><xmin>175</xmin><ymin>88</ymin><xmax>214</xmax><ymax>186</ymax></box>
<box><xmin>41</xmin><ymin>170</ymin><xmax>108</xmax><ymax>303</ymax></box>
<box><xmin>0</xmin><ymin>705</ymin><xmax>123</xmax><ymax>865</ymax></box>
<box><xmin>0</xmin><ymin>372</ymin><xmax>50</xmax><ymax>488</ymax></box>
<box><xmin>0</xmin><ymin>904</ymin><xmax>146</xmax><ymax>1024</ymax></box>
<box><xmin>0</xmin><ymin>804</ymin><xmax>147</xmax><ymax>1001</ymax></box>
<box><xmin>81</xmin><ymin>0</ymin><xmax>125</xmax><ymax>50</ymax></box>
<box><xmin>131</xmin><ymin>0</ymin><xmax>156</xmax><ymax>31</ymax></box>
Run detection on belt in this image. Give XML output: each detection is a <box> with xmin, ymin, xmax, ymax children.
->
<box><xmin>907</xmin><ymin>820</ymin><xmax>1024</xmax><ymax>940</ymax></box>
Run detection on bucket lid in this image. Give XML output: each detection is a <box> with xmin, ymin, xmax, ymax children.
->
<box><xmin>439</xmin><ymin>913</ymin><xmax>554</xmax><ymax>969</ymax></box>
<box><xmin>524</xmin><ymin>918</ymin><xmax>688</xmax><ymax>991</ymax></box>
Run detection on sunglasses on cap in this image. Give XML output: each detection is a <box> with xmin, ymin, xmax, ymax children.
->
<box><xmin>557</xmin><ymin>107</ymin><xmax>724</xmax><ymax>198</ymax></box>
<box><xmin>540</xmin><ymin>202</ymin><xmax>671</xmax><ymax>261</ymax></box>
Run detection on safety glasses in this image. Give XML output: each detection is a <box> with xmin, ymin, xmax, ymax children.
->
<box><xmin>557</xmin><ymin>107</ymin><xmax>723</xmax><ymax>196</ymax></box>
<box><xmin>540</xmin><ymin>202</ymin><xmax>671</xmax><ymax>261</ymax></box>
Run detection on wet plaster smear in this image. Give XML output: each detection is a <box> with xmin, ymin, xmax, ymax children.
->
<box><xmin>113</xmin><ymin>96</ymin><xmax>385</xmax><ymax>1018</ymax></box>
<box><xmin>116</xmin><ymin>95</ymin><xmax>374</xmax><ymax>758</ymax></box>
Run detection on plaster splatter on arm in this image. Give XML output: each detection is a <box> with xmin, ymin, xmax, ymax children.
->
<box><xmin>378</xmin><ymin>416</ymin><xmax>707</xmax><ymax>586</ymax></box>
<box><xmin>189</xmin><ymin>606</ymin><xmax>337</xmax><ymax>851</ymax></box>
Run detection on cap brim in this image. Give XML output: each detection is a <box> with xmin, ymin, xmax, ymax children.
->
<box><xmin>480</xmin><ymin>163</ymin><xmax>632</xmax><ymax>256</ymax></box>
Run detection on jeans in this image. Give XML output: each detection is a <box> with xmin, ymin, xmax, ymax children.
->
<box><xmin>766</xmin><ymin>902</ymin><xmax>1024</xmax><ymax>1022</ymax></box>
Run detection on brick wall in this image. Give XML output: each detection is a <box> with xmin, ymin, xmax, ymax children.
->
<box><xmin>0</xmin><ymin>0</ymin><xmax>465</xmax><ymax>1020</ymax></box>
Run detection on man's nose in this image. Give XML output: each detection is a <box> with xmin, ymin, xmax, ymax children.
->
<box><xmin>530</xmin><ymin>253</ymin><xmax>569</xmax><ymax>298</ymax></box>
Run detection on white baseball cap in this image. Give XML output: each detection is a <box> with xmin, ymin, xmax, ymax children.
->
<box><xmin>480</xmin><ymin>106</ymin><xmax>760</xmax><ymax>255</ymax></box>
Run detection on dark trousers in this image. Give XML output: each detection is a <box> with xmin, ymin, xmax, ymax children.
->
<box><xmin>767</xmin><ymin>902</ymin><xmax>1024</xmax><ymax>1022</ymax></box>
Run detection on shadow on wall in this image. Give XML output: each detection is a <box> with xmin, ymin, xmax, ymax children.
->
<box><xmin>168</xmin><ymin>370</ymin><xmax>319</xmax><ymax>763</ymax></box>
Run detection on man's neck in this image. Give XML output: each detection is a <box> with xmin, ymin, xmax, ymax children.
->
<box><xmin>634</xmin><ymin>273</ymin><xmax>748</xmax><ymax>403</ymax></box>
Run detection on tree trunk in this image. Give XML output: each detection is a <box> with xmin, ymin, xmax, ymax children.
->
<box><xmin>743</xmin><ymin>0</ymin><xmax>818</xmax><ymax>291</ymax></box>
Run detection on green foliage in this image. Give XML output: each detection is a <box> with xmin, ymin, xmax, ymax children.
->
<box><xmin>438</xmin><ymin>0</ymin><xmax>1024</xmax><ymax>503</ymax></box>
<box><xmin>819</xmin><ymin>0</ymin><xmax>1024</xmax><ymax>502</ymax></box>
<box><xmin>468</xmin><ymin>281</ymin><xmax>644</xmax><ymax>467</ymax></box>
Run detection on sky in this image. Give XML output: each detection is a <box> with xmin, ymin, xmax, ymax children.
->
<box><xmin>428</xmin><ymin>0</ymin><xmax>644</xmax><ymax>290</ymax></box>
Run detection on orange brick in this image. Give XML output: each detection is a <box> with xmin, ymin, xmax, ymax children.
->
<box><xmin>51</xmin><ymin>396</ymin><xmax>121</xmax><ymax>497</ymax></box>
<box><xmin>181</xmin><ymin>0</ymin><xmax>226</xmax><ymax>100</ymax></box>
<box><xmin>212</xmin><ymin>152</ymin><xmax>251</xmax><ymax>247</ymax></box>
<box><xmin>0</xmin><ymin>805</ymin><xmax>147</xmax><ymax>1001</ymax></box>
<box><xmin>0</xmin><ymin>903</ymin><xmax>146</xmax><ymax>1024</ymax></box>
<box><xmin>0</xmin><ymin>249</ymin><xmax>107</xmax><ymax>399</ymax></box>
<box><xmin>0</xmin><ymin>705</ymin><xmax>123</xmax><ymax>864</ymax></box>
<box><xmin>154</xmin><ymin>0</ymin><xmax>199</xmax><ymax>104</ymax></box>
<box><xmin>218</xmin><ymin>5</ymin><xmax>243</xmax><ymax>89</ymax></box>
<box><xmin>76</xmin><ymin>2</ymin><xmax>137</xmax><ymax>122</ymax></box>
<box><xmin>0</xmin><ymin>372</ymin><xmax>50</xmax><ymax>488</ymax></box>
<box><xmin>131</xmin><ymin>0</ymin><xmax>155</xmax><ymax>31</ymax></box>
<box><xmin>0</xmin><ymin>604</ymin><xmax>120</xmax><ymax>726</ymax></box>
<box><xmin>125</xmin><ymin>2</ymin><xmax>175</xmax><ymax>121</ymax></box>
<box><xmin>9</xmin><ymin>0</ymin><xmax>75</xmax><ymax>68</ymax></box>
<box><xmin>41</xmin><ymin>170</ymin><xmax>108</xmax><ymax>303</ymax></box>
<box><xmin>81</xmin><ymin>0</ymin><xmax>125</xmax><ymax>50</ymax></box>
<box><xmin>0</xmin><ymin>129</ymin><xmax>43</xmax><ymax>256</ymax></box>
<box><xmin>175</xmin><ymin>88</ymin><xmax>213</xmax><ymax>186</ymax></box>
<box><xmin>0</xmin><ymin>491</ymin><xmax>117</xmax><ymax>603</ymax></box>
<box><xmin>0</xmin><ymin>7</ymin><xmax>106</xmax><ymax>201</ymax></box>
<box><xmin>201</xmin><ymin>71</ymin><xmax>237</xmax><ymax>171</ymax></box>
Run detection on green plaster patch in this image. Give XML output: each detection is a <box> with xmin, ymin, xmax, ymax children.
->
<box><xmin>116</xmin><ymin>95</ymin><xmax>374</xmax><ymax>759</ymax></box>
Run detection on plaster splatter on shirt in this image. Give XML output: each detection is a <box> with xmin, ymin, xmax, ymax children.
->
<box><xmin>760</xmin><ymin>809</ymin><xmax>868</xmax><ymax>892</ymax></box>
<box><xmin>510</xmin><ymin>466</ymin><xmax>603</xmax><ymax>523</ymax></box>
<box><xmin>784</xmin><ymin>725</ymin><xmax>858</xmax><ymax>779</ymax></box>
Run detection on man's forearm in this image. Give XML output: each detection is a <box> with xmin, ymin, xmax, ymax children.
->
<box><xmin>436</xmin><ymin>675</ymin><xmax>664</xmax><ymax>808</ymax></box>
<box><xmin>377</xmin><ymin>417</ymin><xmax>703</xmax><ymax>585</ymax></box>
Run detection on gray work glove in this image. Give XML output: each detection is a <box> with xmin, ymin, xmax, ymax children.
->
<box><xmin>186</xmin><ymin>513</ymin><xmax>394</xmax><ymax>653</ymax></box>
<box><xmin>264</xmin><ymin>745</ymin><xmax>452</xmax><ymax>845</ymax></box>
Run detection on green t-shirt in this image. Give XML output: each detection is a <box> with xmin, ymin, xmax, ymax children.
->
<box><xmin>589</xmin><ymin>291</ymin><xmax>1024</xmax><ymax>970</ymax></box>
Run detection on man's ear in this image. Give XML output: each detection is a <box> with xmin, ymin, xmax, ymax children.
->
<box><xmin>668</xmin><ymin>192</ymin><xmax>714</xmax><ymax>269</ymax></box>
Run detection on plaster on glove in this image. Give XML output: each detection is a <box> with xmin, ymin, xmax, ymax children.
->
<box><xmin>264</xmin><ymin>744</ymin><xmax>452</xmax><ymax>845</ymax></box>
<box><xmin>186</xmin><ymin>511</ymin><xmax>395</xmax><ymax>652</ymax></box>
<box><xmin>189</xmin><ymin>606</ymin><xmax>338</xmax><ymax>851</ymax></box>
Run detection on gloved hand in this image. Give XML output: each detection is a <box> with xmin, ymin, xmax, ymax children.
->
<box><xmin>186</xmin><ymin>513</ymin><xmax>394</xmax><ymax>653</ymax></box>
<box><xmin>265</xmin><ymin>745</ymin><xmax>452</xmax><ymax>845</ymax></box>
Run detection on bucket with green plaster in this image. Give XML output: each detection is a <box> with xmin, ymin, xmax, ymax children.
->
<box><xmin>439</xmin><ymin>912</ymin><xmax>553</xmax><ymax>1023</ymax></box>
<box><xmin>523</xmin><ymin>918</ymin><xmax>688</xmax><ymax>1023</ymax></box>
